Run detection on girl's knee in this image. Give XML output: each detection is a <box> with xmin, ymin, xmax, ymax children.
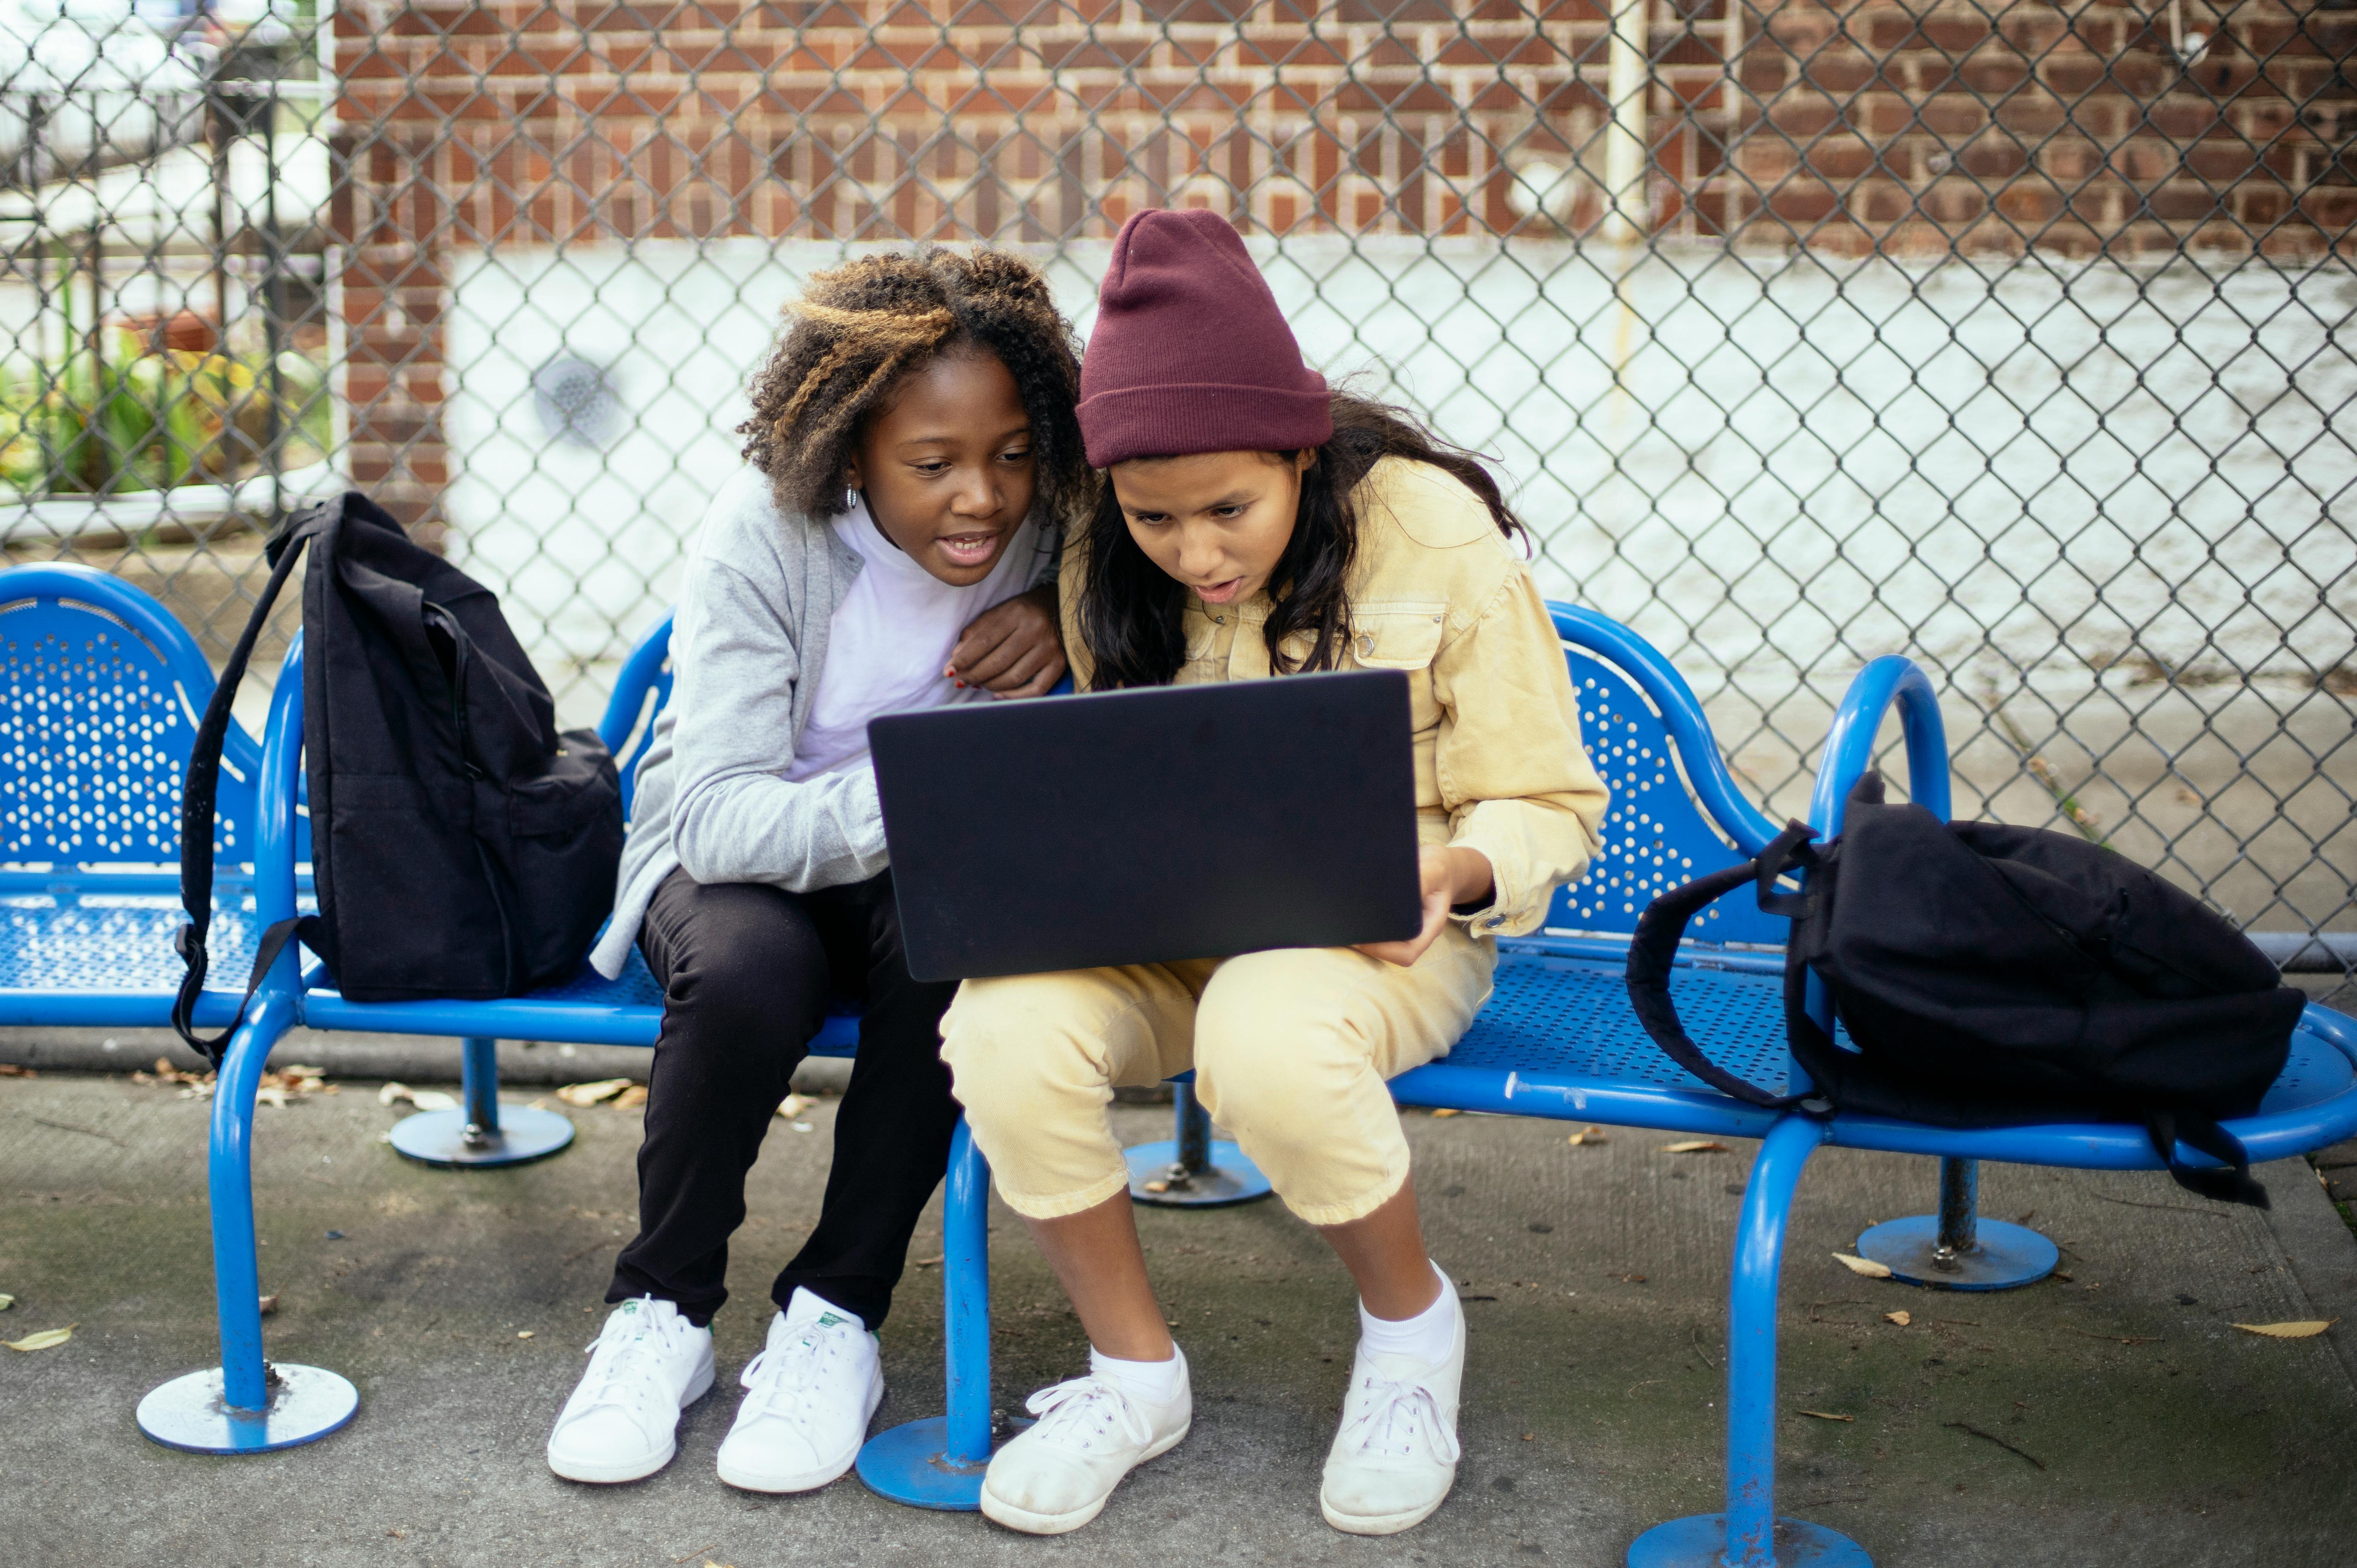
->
<box><xmin>1193</xmin><ymin>995</ymin><xmax>1362</xmax><ymax>1129</ymax></box>
<box><xmin>939</xmin><ymin>976</ymin><xmax>1118</xmax><ymax>1127</ymax></box>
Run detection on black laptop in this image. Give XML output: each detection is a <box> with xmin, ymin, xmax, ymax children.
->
<box><xmin>869</xmin><ymin>670</ymin><xmax>1424</xmax><ymax>981</ymax></box>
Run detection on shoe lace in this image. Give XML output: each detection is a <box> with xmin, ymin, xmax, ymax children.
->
<box><xmin>734</xmin><ymin>1321</ymin><xmax>844</xmax><ymax>1423</ymax></box>
<box><xmin>573</xmin><ymin>1302</ymin><xmax>688</xmax><ymax>1422</ymax></box>
<box><xmin>1022</xmin><ymin>1375</ymin><xmax>1154</xmax><ymax>1454</ymax></box>
<box><xmin>1337</xmin><ymin>1371</ymin><xmax>1461</xmax><ymax>1466</ymax></box>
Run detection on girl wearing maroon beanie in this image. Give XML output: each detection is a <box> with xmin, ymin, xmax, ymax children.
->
<box><xmin>941</xmin><ymin>211</ymin><xmax>1610</xmax><ymax>1538</ymax></box>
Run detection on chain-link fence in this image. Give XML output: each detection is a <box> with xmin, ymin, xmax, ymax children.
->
<box><xmin>1</xmin><ymin>0</ymin><xmax>2349</xmax><ymax>978</ymax></box>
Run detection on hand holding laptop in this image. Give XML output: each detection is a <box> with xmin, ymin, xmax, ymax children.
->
<box><xmin>1354</xmin><ymin>844</ymin><xmax>1494</xmax><ymax>968</ymax></box>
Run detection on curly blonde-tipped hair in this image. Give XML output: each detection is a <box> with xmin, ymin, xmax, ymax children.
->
<box><xmin>739</xmin><ymin>248</ymin><xmax>1088</xmax><ymax>525</ymax></box>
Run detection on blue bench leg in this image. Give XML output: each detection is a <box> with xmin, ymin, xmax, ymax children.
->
<box><xmin>1125</xmin><ymin>1078</ymin><xmax>1274</xmax><ymax>1207</ymax></box>
<box><xmin>1627</xmin><ymin>1113</ymin><xmax>1869</xmax><ymax>1568</ymax></box>
<box><xmin>137</xmin><ymin>991</ymin><xmax>361</xmax><ymax>1453</ymax></box>
<box><xmin>1854</xmin><ymin>1157</ymin><xmax>2058</xmax><ymax>1291</ymax></box>
<box><xmin>386</xmin><ymin>1036</ymin><xmax>575</xmax><ymax>1169</ymax></box>
<box><xmin>858</xmin><ymin>1116</ymin><xmax>1016</xmax><ymax>1507</ymax></box>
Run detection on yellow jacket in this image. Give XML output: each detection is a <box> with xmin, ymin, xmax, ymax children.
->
<box><xmin>1064</xmin><ymin>455</ymin><xmax>1610</xmax><ymax>938</ymax></box>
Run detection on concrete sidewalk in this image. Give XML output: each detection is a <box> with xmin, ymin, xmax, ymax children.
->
<box><xmin>3</xmin><ymin>1067</ymin><xmax>2353</xmax><ymax>1568</ymax></box>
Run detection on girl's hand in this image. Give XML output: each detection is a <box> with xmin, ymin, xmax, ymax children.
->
<box><xmin>1356</xmin><ymin>845</ymin><xmax>1495</xmax><ymax>968</ymax></box>
<box><xmin>947</xmin><ymin>585</ymin><xmax>1066</xmax><ymax>698</ymax></box>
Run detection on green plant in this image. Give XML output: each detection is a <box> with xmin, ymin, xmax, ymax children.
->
<box><xmin>0</xmin><ymin>333</ymin><xmax>331</xmax><ymax>500</ymax></box>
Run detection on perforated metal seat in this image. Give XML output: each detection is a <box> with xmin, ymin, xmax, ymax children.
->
<box><xmin>1440</xmin><ymin>951</ymin><xmax>1790</xmax><ymax>1094</ymax></box>
<box><xmin>0</xmin><ymin>565</ymin><xmax>269</xmax><ymax>1030</ymax></box>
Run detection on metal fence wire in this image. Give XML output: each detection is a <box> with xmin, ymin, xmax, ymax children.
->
<box><xmin>0</xmin><ymin>0</ymin><xmax>2349</xmax><ymax>977</ymax></box>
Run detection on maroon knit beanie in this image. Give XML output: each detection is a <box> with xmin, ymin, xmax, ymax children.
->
<box><xmin>1077</xmin><ymin>209</ymin><xmax>1333</xmax><ymax>468</ymax></box>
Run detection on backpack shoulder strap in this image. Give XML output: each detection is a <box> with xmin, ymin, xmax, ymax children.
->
<box><xmin>171</xmin><ymin>499</ymin><xmax>337</xmax><ymax>1062</ymax></box>
<box><xmin>1624</xmin><ymin>820</ymin><xmax>1819</xmax><ymax>1110</ymax></box>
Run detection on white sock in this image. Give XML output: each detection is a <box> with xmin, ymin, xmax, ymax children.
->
<box><xmin>1090</xmin><ymin>1342</ymin><xmax>1187</xmax><ymax>1405</ymax></box>
<box><xmin>1357</xmin><ymin>1260</ymin><xmax>1458</xmax><ymax>1368</ymax></box>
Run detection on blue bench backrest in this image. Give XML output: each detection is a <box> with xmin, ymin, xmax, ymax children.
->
<box><xmin>1546</xmin><ymin>606</ymin><xmax>1787</xmax><ymax>948</ymax></box>
<box><xmin>0</xmin><ymin>564</ymin><xmax>259</xmax><ymax>869</ymax></box>
<box><xmin>598</xmin><ymin>615</ymin><xmax>677</xmax><ymax>820</ymax></box>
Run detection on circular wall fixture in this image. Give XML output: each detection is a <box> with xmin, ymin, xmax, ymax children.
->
<box><xmin>531</xmin><ymin>355</ymin><xmax>622</xmax><ymax>448</ymax></box>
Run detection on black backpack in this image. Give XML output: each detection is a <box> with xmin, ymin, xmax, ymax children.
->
<box><xmin>1627</xmin><ymin>772</ymin><xmax>2304</xmax><ymax>1206</ymax></box>
<box><xmin>173</xmin><ymin>492</ymin><xmax>624</xmax><ymax>1058</ymax></box>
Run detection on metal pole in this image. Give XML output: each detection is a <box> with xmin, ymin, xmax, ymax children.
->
<box><xmin>1174</xmin><ymin>1079</ymin><xmax>1210</xmax><ymax>1176</ymax></box>
<box><xmin>208</xmin><ymin>77</ymin><xmax>231</xmax><ymax>361</ymax></box>
<box><xmin>1602</xmin><ymin>0</ymin><xmax>1652</xmax><ymax>246</ymax></box>
<box><xmin>460</xmin><ymin>1037</ymin><xmax>501</xmax><ymax>1146</ymax></box>
<box><xmin>260</xmin><ymin>78</ymin><xmax>286</xmax><ymax>525</ymax></box>
<box><xmin>1723</xmin><ymin>1113</ymin><xmax>1828</xmax><ymax>1566</ymax></box>
<box><xmin>1935</xmin><ymin>1156</ymin><xmax>1979</xmax><ymax>1261</ymax></box>
<box><xmin>942</xmin><ymin>1119</ymin><xmax>994</xmax><ymax>1464</ymax></box>
<box><xmin>209</xmin><ymin>992</ymin><xmax>300</xmax><ymax>1413</ymax></box>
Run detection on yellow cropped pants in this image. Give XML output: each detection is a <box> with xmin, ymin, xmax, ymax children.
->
<box><xmin>939</xmin><ymin>927</ymin><xmax>1495</xmax><ymax>1227</ymax></box>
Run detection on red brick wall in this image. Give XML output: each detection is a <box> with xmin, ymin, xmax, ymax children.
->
<box><xmin>328</xmin><ymin>0</ymin><xmax>2357</xmax><ymax>531</ymax></box>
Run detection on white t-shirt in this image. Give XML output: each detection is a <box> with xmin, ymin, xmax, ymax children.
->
<box><xmin>783</xmin><ymin>497</ymin><xmax>1042</xmax><ymax>783</ymax></box>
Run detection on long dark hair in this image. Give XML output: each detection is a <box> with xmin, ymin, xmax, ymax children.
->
<box><xmin>1076</xmin><ymin>392</ymin><xmax>1525</xmax><ymax>689</ymax></box>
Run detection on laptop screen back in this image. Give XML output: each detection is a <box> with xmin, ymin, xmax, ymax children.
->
<box><xmin>870</xmin><ymin>670</ymin><xmax>1424</xmax><ymax>981</ymax></box>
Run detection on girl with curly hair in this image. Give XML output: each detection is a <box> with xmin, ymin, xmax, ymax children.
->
<box><xmin>546</xmin><ymin>248</ymin><xmax>1088</xmax><ymax>1497</ymax></box>
<box><xmin>940</xmin><ymin>212</ymin><xmax>1609</xmax><ymax>1537</ymax></box>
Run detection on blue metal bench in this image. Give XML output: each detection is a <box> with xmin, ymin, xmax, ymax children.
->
<box><xmin>132</xmin><ymin>585</ymin><xmax>2357</xmax><ymax>1568</ymax></box>
<box><xmin>847</xmin><ymin>604</ymin><xmax>2357</xmax><ymax>1568</ymax></box>
<box><xmin>0</xmin><ymin>564</ymin><xmax>272</xmax><ymax>1033</ymax></box>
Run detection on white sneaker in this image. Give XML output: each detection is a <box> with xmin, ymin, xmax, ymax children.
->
<box><xmin>1319</xmin><ymin>1293</ymin><xmax>1466</xmax><ymax>1535</ymax></box>
<box><xmin>714</xmin><ymin>1291</ymin><xmax>885</xmax><ymax>1494</ymax></box>
<box><xmin>979</xmin><ymin>1355</ymin><xmax>1193</xmax><ymax>1534</ymax></box>
<box><xmin>546</xmin><ymin>1296</ymin><xmax>716</xmax><ymax>1484</ymax></box>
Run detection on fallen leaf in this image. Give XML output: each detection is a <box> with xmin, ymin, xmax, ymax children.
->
<box><xmin>1832</xmin><ymin>1253</ymin><xmax>1894</xmax><ymax>1279</ymax></box>
<box><xmin>1797</xmin><ymin>1409</ymin><xmax>1855</xmax><ymax>1422</ymax></box>
<box><xmin>1567</xmin><ymin>1126</ymin><xmax>1609</xmax><ymax>1146</ymax></box>
<box><xmin>913</xmin><ymin>1256</ymin><xmax>944</xmax><ymax>1269</ymax></box>
<box><xmin>377</xmin><ymin>1081</ymin><xmax>456</xmax><ymax>1112</ymax></box>
<box><xmin>1884</xmin><ymin>1310</ymin><xmax>1911</xmax><ymax>1327</ymax></box>
<box><xmin>0</xmin><ymin>1063</ymin><xmax>34</xmax><ymax>1077</ymax></box>
<box><xmin>517</xmin><ymin>1331</ymin><xmax>535</xmax><ymax>1339</ymax></box>
<box><xmin>258</xmin><ymin>1293</ymin><xmax>280</xmax><ymax>1316</ymax></box>
<box><xmin>1520</xmin><ymin>1432</ymin><xmax>1535</xmax><ymax>1441</ymax></box>
<box><xmin>5</xmin><ymin>1325</ymin><xmax>74</xmax><ymax>1352</ymax></box>
<box><xmin>1430</xmin><ymin>1108</ymin><xmax>1461</xmax><ymax>1118</ymax></box>
<box><xmin>0</xmin><ymin>1293</ymin><xmax>14</xmax><ymax>1311</ymax></box>
<box><xmin>789</xmin><ymin>1120</ymin><xmax>814</xmax><ymax>1132</ymax></box>
<box><xmin>255</xmin><ymin>1086</ymin><xmax>291</xmax><ymax>1109</ymax></box>
<box><xmin>557</xmin><ymin>1078</ymin><xmax>634</xmax><ymax>1108</ymax></box>
<box><xmin>1659</xmin><ymin>1139</ymin><xmax>1730</xmax><ymax>1153</ymax></box>
<box><xmin>612</xmin><ymin>1085</ymin><xmax>648</xmax><ymax>1110</ymax></box>
<box><xmin>776</xmin><ymin>1093</ymin><xmax>815</xmax><ymax>1119</ymax></box>
<box><xmin>1143</xmin><ymin>1180</ymin><xmax>1170</xmax><ymax>1194</ymax></box>
<box><xmin>2232</xmin><ymin>1319</ymin><xmax>2335</xmax><ymax>1339</ymax></box>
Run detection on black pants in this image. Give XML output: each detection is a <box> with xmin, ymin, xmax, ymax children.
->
<box><xmin>606</xmin><ymin>867</ymin><xmax>961</xmax><ymax>1330</ymax></box>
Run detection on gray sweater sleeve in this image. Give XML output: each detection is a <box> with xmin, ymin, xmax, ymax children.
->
<box><xmin>663</xmin><ymin>508</ymin><xmax>889</xmax><ymax>893</ymax></box>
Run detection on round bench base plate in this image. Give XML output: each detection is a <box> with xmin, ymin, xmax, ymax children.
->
<box><xmin>1123</xmin><ymin>1139</ymin><xmax>1273</xmax><ymax>1207</ymax></box>
<box><xmin>1854</xmin><ymin>1215</ymin><xmax>2058</xmax><ymax>1291</ymax></box>
<box><xmin>137</xmin><ymin>1363</ymin><xmax>358</xmax><ymax>1454</ymax></box>
<box><xmin>1627</xmin><ymin>1514</ymin><xmax>1872</xmax><ymax>1567</ymax></box>
<box><xmin>387</xmin><ymin>1106</ymin><xmax>575</xmax><ymax>1169</ymax></box>
<box><xmin>857</xmin><ymin>1415</ymin><xmax>1029</xmax><ymax>1510</ymax></box>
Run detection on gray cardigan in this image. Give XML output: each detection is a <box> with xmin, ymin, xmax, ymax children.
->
<box><xmin>589</xmin><ymin>467</ymin><xmax>1055</xmax><ymax>977</ymax></box>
